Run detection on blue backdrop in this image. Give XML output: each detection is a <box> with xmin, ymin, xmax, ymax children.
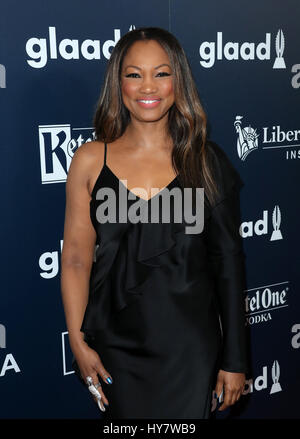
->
<box><xmin>1</xmin><ymin>0</ymin><xmax>299</xmax><ymax>419</ymax></box>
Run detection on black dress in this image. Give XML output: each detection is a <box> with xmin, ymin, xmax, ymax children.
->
<box><xmin>73</xmin><ymin>140</ymin><xmax>248</xmax><ymax>419</ymax></box>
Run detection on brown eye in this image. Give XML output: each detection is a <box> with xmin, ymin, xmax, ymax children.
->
<box><xmin>125</xmin><ymin>73</ymin><xmax>140</xmax><ymax>78</ymax></box>
<box><xmin>157</xmin><ymin>72</ymin><xmax>171</xmax><ymax>77</ymax></box>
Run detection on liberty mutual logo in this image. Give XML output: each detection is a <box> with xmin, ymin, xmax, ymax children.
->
<box><xmin>234</xmin><ymin>115</ymin><xmax>300</xmax><ymax>161</ymax></box>
<box><xmin>234</xmin><ymin>116</ymin><xmax>259</xmax><ymax>160</ymax></box>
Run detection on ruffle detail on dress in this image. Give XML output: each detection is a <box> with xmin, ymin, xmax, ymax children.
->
<box><xmin>112</xmin><ymin>219</ymin><xmax>186</xmax><ymax>313</ymax></box>
<box><xmin>80</xmin><ymin>213</ymin><xmax>186</xmax><ymax>334</ymax></box>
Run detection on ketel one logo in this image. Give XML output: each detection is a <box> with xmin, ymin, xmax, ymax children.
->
<box><xmin>38</xmin><ymin>124</ymin><xmax>95</xmax><ymax>184</ymax></box>
<box><xmin>245</xmin><ymin>281</ymin><xmax>289</xmax><ymax>326</ymax></box>
<box><xmin>240</xmin><ymin>205</ymin><xmax>283</xmax><ymax>241</ymax></box>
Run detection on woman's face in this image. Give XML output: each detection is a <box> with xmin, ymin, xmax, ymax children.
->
<box><xmin>120</xmin><ymin>40</ymin><xmax>175</xmax><ymax>123</ymax></box>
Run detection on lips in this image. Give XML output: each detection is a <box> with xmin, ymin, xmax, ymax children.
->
<box><xmin>136</xmin><ymin>98</ymin><xmax>161</xmax><ymax>108</ymax></box>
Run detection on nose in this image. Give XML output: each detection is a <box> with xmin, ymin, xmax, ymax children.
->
<box><xmin>139</xmin><ymin>74</ymin><xmax>157</xmax><ymax>93</ymax></box>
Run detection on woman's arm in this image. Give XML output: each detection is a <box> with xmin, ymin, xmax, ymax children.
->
<box><xmin>60</xmin><ymin>141</ymin><xmax>112</xmax><ymax>408</ymax></box>
<box><xmin>206</xmin><ymin>184</ymin><xmax>248</xmax><ymax>411</ymax></box>
<box><xmin>207</xmin><ymin>188</ymin><xmax>248</xmax><ymax>373</ymax></box>
<box><xmin>60</xmin><ymin>143</ymin><xmax>97</xmax><ymax>354</ymax></box>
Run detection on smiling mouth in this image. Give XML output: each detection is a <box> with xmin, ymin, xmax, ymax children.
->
<box><xmin>136</xmin><ymin>99</ymin><xmax>161</xmax><ymax>108</ymax></box>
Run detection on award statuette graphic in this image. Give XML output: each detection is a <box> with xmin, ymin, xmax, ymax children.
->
<box><xmin>270</xmin><ymin>205</ymin><xmax>283</xmax><ymax>241</ymax></box>
<box><xmin>273</xmin><ymin>29</ymin><xmax>286</xmax><ymax>69</ymax></box>
<box><xmin>234</xmin><ymin>116</ymin><xmax>259</xmax><ymax>161</ymax></box>
<box><xmin>270</xmin><ymin>360</ymin><xmax>282</xmax><ymax>394</ymax></box>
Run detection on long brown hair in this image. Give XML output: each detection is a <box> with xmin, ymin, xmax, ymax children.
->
<box><xmin>93</xmin><ymin>26</ymin><xmax>220</xmax><ymax>207</ymax></box>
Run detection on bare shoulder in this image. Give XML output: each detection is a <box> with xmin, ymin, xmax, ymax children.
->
<box><xmin>67</xmin><ymin>140</ymin><xmax>105</xmax><ymax>184</ymax></box>
<box><xmin>72</xmin><ymin>140</ymin><xmax>105</xmax><ymax>166</ymax></box>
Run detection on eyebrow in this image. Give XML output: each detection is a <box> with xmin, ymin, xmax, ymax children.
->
<box><xmin>124</xmin><ymin>63</ymin><xmax>171</xmax><ymax>70</ymax></box>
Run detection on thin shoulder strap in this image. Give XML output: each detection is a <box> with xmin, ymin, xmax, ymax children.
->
<box><xmin>104</xmin><ymin>142</ymin><xmax>107</xmax><ymax>166</ymax></box>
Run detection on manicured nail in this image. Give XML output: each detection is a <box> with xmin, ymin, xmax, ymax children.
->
<box><xmin>106</xmin><ymin>377</ymin><xmax>113</xmax><ymax>384</ymax></box>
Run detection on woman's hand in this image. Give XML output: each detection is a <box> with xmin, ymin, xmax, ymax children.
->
<box><xmin>214</xmin><ymin>369</ymin><xmax>245</xmax><ymax>411</ymax></box>
<box><xmin>73</xmin><ymin>341</ymin><xmax>113</xmax><ymax>408</ymax></box>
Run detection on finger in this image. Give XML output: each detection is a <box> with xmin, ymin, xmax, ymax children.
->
<box><xmin>87</xmin><ymin>375</ymin><xmax>109</xmax><ymax>410</ymax></box>
<box><xmin>229</xmin><ymin>389</ymin><xmax>242</xmax><ymax>406</ymax></box>
<box><xmin>91</xmin><ymin>390</ymin><xmax>106</xmax><ymax>412</ymax></box>
<box><xmin>218</xmin><ymin>388</ymin><xmax>233</xmax><ymax>411</ymax></box>
<box><xmin>95</xmin><ymin>361</ymin><xmax>113</xmax><ymax>385</ymax></box>
<box><xmin>92</xmin><ymin>389</ymin><xmax>106</xmax><ymax>412</ymax></box>
<box><xmin>86</xmin><ymin>372</ymin><xmax>108</xmax><ymax>406</ymax></box>
<box><xmin>93</xmin><ymin>381</ymin><xmax>109</xmax><ymax>407</ymax></box>
<box><xmin>214</xmin><ymin>379</ymin><xmax>224</xmax><ymax>399</ymax></box>
<box><xmin>89</xmin><ymin>371</ymin><xmax>110</xmax><ymax>406</ymax></box>
<box><xmin>229</xmin><ymin>390</ymin><xmax>239</xmax><ymax>406</ymax></box>
<box><xmin>214</xmin><ymin>385</ymin><xmax>223</xmax><ymax>400</ymax></box>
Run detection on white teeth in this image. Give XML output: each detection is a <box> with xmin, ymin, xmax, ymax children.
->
<box><xmin>138</xmin><ymin>100</ymin><xmax>159</xmax><ymax>104</ymax></box>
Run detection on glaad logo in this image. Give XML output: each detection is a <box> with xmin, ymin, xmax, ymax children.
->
<box><xmin>26</xmin><ymin>25</ymin><xmax>136</xmax><ymax>68</ymax></box>
<box><xmin>0</xmin><ymin>64</ymin><xmax>6</xmax><ymax>88</ymax></box>
<box><xmin>211</xmin><ymin>359</ymin><xmax>283</xmax><ymax>409</ymax></box>
<box><xmin>291</xmin><ymin>324</ymin><xmax>300</xmax><ymax>349</ymax></box>
<box><xmin>234</xmin><ymin>115</ymin><xmax>300</xmax><ymax>161</ymax></box>
<box><xmin>199</xmin><ymin>29</ymin><xmax>286</xmax><ymax>69</ymax></box>
<box><xmin>240</xmin><ymin>205</ymin><xmax>283</xmax><ymax>241</ymax></box>
<box><xmin>243</xmin><ymin>360</ymin><xmax>282</xmax><ymax>396</ymax></box>
<box><xmin>38</xmin><ymin>124</ymin><xmax>95</xmax><ymax>184</ymax></box>
<box><xmin>245</xmin><ymin>281</ymin><xmax>289</xmax><ymax>326</ymax></box>
<box><xmin>0</xmin><ymin>324</ymin><xmax>21</xmax><ymax>377</ymax></box>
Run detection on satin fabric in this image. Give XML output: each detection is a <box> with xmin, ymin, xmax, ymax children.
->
<box><xmin>73</xmin><ymin>140</ymin><xmax>248</xmax><ymax>419</ymax></box>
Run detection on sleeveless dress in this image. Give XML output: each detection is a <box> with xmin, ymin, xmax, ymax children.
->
<box><xmin>72</xmin><ymin>140</ymin><xmax>248</xmax><ymax>419</ymax></box>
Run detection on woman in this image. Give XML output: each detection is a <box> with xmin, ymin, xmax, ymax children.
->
<box><xmin>61</xmin><ymin>26</ymin><xmax>248</xmax><ymax>419</ymax></box>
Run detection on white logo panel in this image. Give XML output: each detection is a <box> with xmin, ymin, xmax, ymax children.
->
<box><xmin>39</xmin><ymin>124</ymin><xmax>95</xmax><ymax>184</ymax></box>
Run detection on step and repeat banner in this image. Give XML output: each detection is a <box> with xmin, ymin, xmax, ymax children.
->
<box><xmin>1</xmin><ymin>0</ymin><xmax>299</xmax><ymax>419</ymax></box>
